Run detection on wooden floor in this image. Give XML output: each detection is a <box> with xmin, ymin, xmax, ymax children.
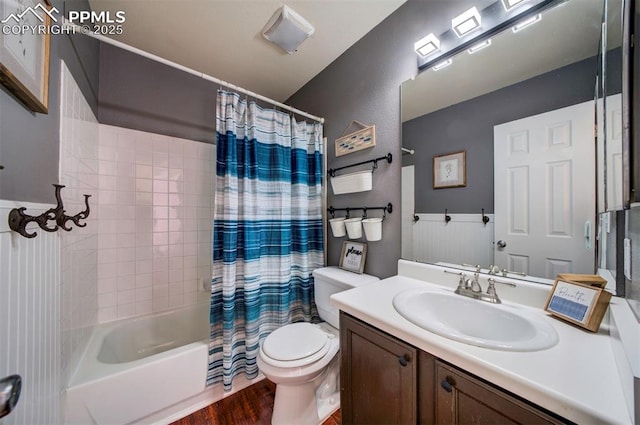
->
<box><xmin>170</xmin><ymin>379</ymin><xmax>341</xmax><ymax>425</ymax></box>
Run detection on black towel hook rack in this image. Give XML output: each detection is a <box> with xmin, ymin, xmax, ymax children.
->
<box><xmin>328</xmin><ymin>203</ymin><xmax>392</xmax><ymax>220</ymax></box>
<box><xmin>328</xmin><ymin>153</ymin><xmax>392</xmax><ymax>177</ymax></box>
<box><xmin>444</xmin><ymin>209</ymin><xmax>451</xmax><ymax>223</ymax></box>
<box><xmin>482</xmin><ymin>208</ymin><xmax>490</xmax><ymax>226</ymax></box>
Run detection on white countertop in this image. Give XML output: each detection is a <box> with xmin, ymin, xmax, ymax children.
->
<box><xmin>330</xmin><ymin>263</ymin><xmax>632</xmax><ymax>425</ymax></box>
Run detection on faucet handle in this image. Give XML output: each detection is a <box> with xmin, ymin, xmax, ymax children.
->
<box><xmin>486</xmin><ymin>278</ymin><xmax>501</xmax><ymax>303</ymax></box>
<box><xmin>444</xmin><ymin>269</ymin><xmax>467</xmax><ymax>289</ymax></box>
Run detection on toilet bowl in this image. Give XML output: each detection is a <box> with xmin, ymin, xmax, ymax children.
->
<box><xmin>257</xmin><ymin>267</ymin><xmax>379</xmax><ymax>425</ymax></box>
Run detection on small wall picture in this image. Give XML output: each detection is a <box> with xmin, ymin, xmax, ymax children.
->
<box><xmin>0</xmin><ymin>0</ymin><xmax>52</xmax><ymax>113</ymax></box>
<box><xmin>335</xmin><ymin>125</ymin><xmax>376</xmax><ymax>157</ymax></box>
<box><xmin>433</xmin><ymin>150</ymin><xmax>466</xmax><ymax>189</ymax></box>
<box><xmin>339</xmin><ymin>241</ymin><xmax>367</xmax><ymax>274</ymax></box>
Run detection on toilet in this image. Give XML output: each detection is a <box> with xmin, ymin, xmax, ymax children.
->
<box><xmin>257</xmin><ymin>266</ymin><xmax>379</xmax><ymax>425</ymax></box>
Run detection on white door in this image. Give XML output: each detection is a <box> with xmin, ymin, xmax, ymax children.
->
<box><xmin>597</xmin><ymin>93</ymin><xmax>624</xmax><ymax>211</ymax></box>
<box><xmin>494</xmin><ymin>101</ymin><xmax>595</xmax><ymax>279</ymax></box>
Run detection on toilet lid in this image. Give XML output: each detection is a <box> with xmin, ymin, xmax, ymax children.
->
<box><xmin>263</xmin><ymin>323</ymin><xmax>329</xmax><ymax>361</ymax></box>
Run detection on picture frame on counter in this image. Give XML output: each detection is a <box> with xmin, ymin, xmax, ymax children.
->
<box><xmin>543</xmin><ymin>277</ymin><xmax>612</xmax><ymax>332</ymax></box>
<box><xmin>339</xmin><ymin>241</ymin><xmax>367</xmax><ymax>274</ymax></box>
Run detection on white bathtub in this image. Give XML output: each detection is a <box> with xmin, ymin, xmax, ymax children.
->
<box><xmin>65</xmin><ymin>303</ymin><xmax>241</xmax><ymax>424</ymax></box>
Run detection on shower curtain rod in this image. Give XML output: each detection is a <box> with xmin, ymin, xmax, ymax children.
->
<box><xmin>63</xmin><ymin>20</ymin><xmax>325</xmax><ymax>124</ymax></box>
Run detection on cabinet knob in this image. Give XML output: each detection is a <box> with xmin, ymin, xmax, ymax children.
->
<box><xmin>398</xmin><ymin>353</ymin><xmax>411</xmax><ymax>367</ymax></box>
<box><xmin>440</xmin><ymin>376</ymin><xmax>456</xmax><ymax>392</ymax></box>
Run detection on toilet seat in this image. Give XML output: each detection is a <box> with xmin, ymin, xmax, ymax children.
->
<box><xmin>261</xmin><ymin>323</ymin><xmax>334</xmax><ymax>368</ymax></box>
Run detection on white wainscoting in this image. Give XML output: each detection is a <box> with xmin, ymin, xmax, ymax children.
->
<box><xmin>0</xmin><ymin>202</ymin><xmax>61</xmax><ymax>425</ymax></box>
<box><xmin>411</xmin><ymin>213</ymin><xmax>495</xmax><ymax>267</ymax></box>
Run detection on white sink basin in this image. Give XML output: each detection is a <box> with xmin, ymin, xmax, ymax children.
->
<box><xmin>392</xmin><ymin>289</ymin><xmax>558</xmax><ymax>351</ymax></box>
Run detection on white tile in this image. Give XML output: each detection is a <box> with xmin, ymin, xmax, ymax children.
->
<box><xmin>117</xmin><ymin>162</ymin><xmax>136</xmax><ymax>177</ymax></box>
<box><xmin>99</xmin><ymin>234</ymin><xmax>117</xmax><ymax>249</ymax></box>
<box><xmin>153</xmin><ymin>193</ymin><xmax>169</xmax><ymax>206</ymax></box>
<box><xmin>98</xmin><ymin>263</ymin><xmax>117</xmax><ymax>279</ymax></box>
<box><xmin>99</xmin><ymin>160</ymin><xmax>117</xmax><ymax>176</ymax></box>
<box><xmin>135</xmin><ymin>149</ymin><xmax>153</xmax><ymax>165</ymax></box>
<box><xmin>184</xmin><ymin>268</ymin><xmax>198</xmax><ymax>281</ymax></box>
<box><xmin>135</xmin><ymin>287</ymin><xmax>152</xmax><ymax>301</ymax></box>
<box><xmin>136</xmin><ymin>260</ymin><xmax>152</xmax><ymax>274</ymax></box>
<box><xmin>117</xmin><ymin>148</ymin><xmax>136</xmax><ymax>163</ymax></box>
<box><xmin>169</xmin><ymin>294</ymin><xmax>184</xmax><ymax>308</ymax></box>
<box><xmin>184</xmin><ymin>256</ymin><xmax>197</xmax><ymax>269</ymax></box>
<box><xmin>169</xmin><ymin>232</ymin><xmax>184</xmax><ymax>245</ymax></box>
<box><xmin>98</xmin><ymin>248</ymin><xmax>117</xmax><ymax>264</ymax></box>
<box><xmin>169</xmin><ymin>219</ymin><xmax>182</xmax><ymax>232</ymax></box>
<box><xmin>153</xmin><ymin>151</ymin><xmax>169</xmax><ymax>167</ymax></box>
<box><xmin>117</xmin><ymin>261</ymin><xmax>136</xmax><ymax>277</ymax></box>
<box><xmin>169</xmin><ymin>269</ymin><xmax>183</xmax><ymax>283</ymax></box>
<box><xmin>98</xmin><ymin>292</ymin><xmax>117</xmax><ymax>308</ymax></box>
<box><xmin>118</xmin><ymin>219</ymin><xmax>136</xmax><ymax>234</ymax></box>
<box><xmin>169</xmin><ymin>139</ymin><xmax>184</xmax><ymax>156</ymax></box>
<box><xmin>153</xmin><ymin>219</ymin><xmax>168</xmax><ymax>233</ymax></box>
<box><xmin>135</xmin><ymin>205</ymin><xmax>153</xmax><ymax>220</ymax></box>
<box><xmin>136</xmin><ymin>246</ymin><xmax>153</xmax><ymax>260</ymax></box>
<box><xmin>117</xmin><ymin>303</ymin><xmax>136</xmax><ymax>319</ymax></box>
<box><xmin>117</xmin><ymin>290</ymin><xmax>136</xmax><ymax>305</ymax></box>
<box><xmin>152</xmin><ymin>272</ymin><xmax>169</xmax><ymax>286</ymax></box>
<box><xmin>169</xmin><ymin>244</ymin><xmax>184</xmax><ymax>258</ymax></box>
<box><xmin>99</xmin><ymin>307</ymin><xmax>117</xmax><ymax>322</ymax></box>
<box><xmin>135</xmin><ymin>233</ymin><xmax>153</xmax><ymax>247</ymax></box>
<box><xmin>169</xmin><ymin>155</ymin><xmax>184</xmax><ymax>169</ymax></box>
<box><xmin>117</xmin><ymin>233</ymin><xmax>138</xmax><ymax>248</ymax></box>
<box><xmin>117</xmin><ymin>275</ymin><xmax>136</xmax><ymax>291</ymax></box>
<box><xmin>169</xmin><ymin>206</ymin><xmax>184</xmax><ymax>219</ymax></box>
<box><xmin>169</xmin><ymin>168</ymin><xmax>184</xmax><ymax>182</ymax></box>
<box><xmin>153</xmin><ymin>297</ymin><xmax>169</xmax><ymax>311</ymax></box>
<box><xmin>136</xmin><ymin>178</ymin><xmax>153</xmax><ymax>192</ymax></box>
<box><xmin>153</xmin><ymin>166</ymin><xmax>169</xmax><ymax>180</ymax></box>
<box><xmin>168</xmin><ymin>181</ymin><xmax>184</xmax><ymax>194</ymax></box>
<box><xmin>152</xmin><ymin>285</ymin><xmax>168</xmax><ymax>299</ymax></box>
<box><xmin>153</xmin><ymin>206</ymin><xmax>169</xmax><ymax>219</ymax></box>
<box><xmin>136</xmin><ymin>164</ymin><xmax>153</xmax><ymax>179</ymax></box>
<box><xmin>153</xmin><ymin>180</ymin><xmax>169</xmax><ymax>193</ymax></box>
<box><xmin>169</xmin><ymin>257</ymin><xmax>183</xmax><ymax>270</ymax></box>
<box><xmin>153</xmin><ymin>257</ymin><xmax>169</xmax><ymax>271</ymax></box>
<box><xmin>136</xmin><ymin>273</ymin><xmax>153</xmax><ymax>288</ymax></box>
<box><xmin>136</xmin><ymin>192</ymin><xmax>153</xmax><ymax>205</ymax></box>
<box><xmin>98</xmin><ymin>145</ymin><xmax>117</xmax><ymax>161</ymax></box>
<box><xmin>169</xmin><ymin>194</ymin><xmax>183</xmax><ymax>206</ymax></box>
<box><xmin>136</xmin><ymin>301</ymin><xmax>153</xmax><ymax>315</ymax></box>
<box><xmin>98</xmin><ymin>277</ymin><xmax>117</xmax><ymax>294</ymax></box>
<box><xmin>116</xmin><ymin>191</ymin><xmax>136</xmax><ymax>206</ymax></box>
<box><xmin>116</xmin><ymin>247</ymin><xmax>136</xmax><ymax>263</ymax></box>
<box><xmin>98</xmin><ymin>190</ymin><xmax>116</xmax><ymax>205</ymax></box>
<box><xmin>117</xmin><ymin>176</ymin><xmax>136</xmax><ymax>192</ymax></box>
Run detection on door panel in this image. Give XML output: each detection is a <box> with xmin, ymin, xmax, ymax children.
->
<box><xmin>494</xmin><ymin>101</ymin><xmax>595</xmax><ymax>278</ymax></box>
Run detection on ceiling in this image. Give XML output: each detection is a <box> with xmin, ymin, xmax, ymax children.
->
<box><xmin>88</xmin><ymin>0</ymin><xmax>407</xmax><ymax>102</ymax></box>
<box><xmin>402</xmin><ymin>0</ymin><xmax>613</xmax><ymax>121</ymax></box>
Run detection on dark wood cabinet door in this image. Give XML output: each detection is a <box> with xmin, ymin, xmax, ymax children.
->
<box><xmin>435</xmin><ymin>361</ymin><xmax>566</xmax><ymax>425</ymax></box>
<box><xmin>340</xmin><ymin>312</ymin><xmax>417</xmax><ymax>425</ymax></box>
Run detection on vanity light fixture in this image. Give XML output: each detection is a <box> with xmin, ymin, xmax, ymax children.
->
<box><xmin>512</xmin><ymin>13</ymin><xmax>541</xmax><ymax>32</ymax></box>
<box><xmin>467</xmin><ymin>39</ymin><xmax>492</xmax><ymax>54</ymax></box>
<box><xmin>414</xmin><ymin>33</ymin><xmax>441</xmax><ymax>57</ymax></box>
<box><xmin>501</xmin><ymin>0</ymin><xmax>529</xmax><ymax>11</ymax></box>
<box><xmin>452</xmin><ymin>7</ymin><xmax>482</xmax><ymax>37</ymax></box>
<box><xmin>432</xmin><ymin>59</ymin><xmax>453</xmax><ymax>71</ymax></box>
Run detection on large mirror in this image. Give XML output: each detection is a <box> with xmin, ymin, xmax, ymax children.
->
<box><xmin>401</xmin><ymin>0</ymin><xmax>626</xmax><ymax>282</ymax></box>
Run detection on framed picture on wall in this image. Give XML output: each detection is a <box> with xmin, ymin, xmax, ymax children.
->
<box><xmin>433</xmin><ymin>150</ymin><xmax>466</xmax><ymax>189</ymax></box>
<box><xmin>0</xmin><ymin>0</ymin><xmax>52</xmax><ymax>113</ymax></box>
<box><xmin>339</xmin><ymin>241</ymin><xmax>367</xmax><ymax>274</ymax></box>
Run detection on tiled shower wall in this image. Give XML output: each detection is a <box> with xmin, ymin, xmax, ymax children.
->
<box><xmin>96</xmin><ymin>125</ymin><xmax>215</xmax><ymax>322</ymax></box>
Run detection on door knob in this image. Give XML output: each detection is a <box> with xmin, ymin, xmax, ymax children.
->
<box><xmin>496</xmin><ymin>240</ymin><xmax>507</xmax><ymax>249</ymax></box>
<box><xmin>0</xmin><ymin>374</ymin><xmax>21</xmax><ymax>419</ymax></box>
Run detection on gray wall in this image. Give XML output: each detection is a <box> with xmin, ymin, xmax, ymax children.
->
<box><xmin>286</xmin><ymin>0</ymin><xmax>487</xmax><ymax>278</ymax></box>
<box><xmin>98</xmin><ymin>43</ymin><xmax>217</xmax><ymax>144</ymax></box>
<box><xmin>0</xmin><ymin>0</ymin><xmax>99</xmax><ymax>203</ymax></box>
<box><xmin>402</xmin><ymin>55</ymin><xmax>605</xmax><ymax>214</ymax></box>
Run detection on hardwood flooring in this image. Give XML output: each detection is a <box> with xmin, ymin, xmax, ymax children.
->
<box><xmin>170</xmin><ymin>379</ymin><xmax>341</xmax><ymax>425</ymax></box>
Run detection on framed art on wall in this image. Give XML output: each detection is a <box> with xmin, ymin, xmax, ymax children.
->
<box><xmin>339</xmin><ymin>241</ymin><xmax>367</xmax><ymax>274</ymax></box>
<box><xmin>0</xmin><ymin>0</ymin><xmax>52</xmax><ymax>113</ymax></box>
<box><xmin>433</xmin><ymin>150</ymin><xmax>466</xmax><ymax>189</ymax></box>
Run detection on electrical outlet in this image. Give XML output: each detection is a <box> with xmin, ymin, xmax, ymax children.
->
<box><xmin>624</xmin><ymin>238</ymin><xmax>632</xmax><ymax>280</ymax></box>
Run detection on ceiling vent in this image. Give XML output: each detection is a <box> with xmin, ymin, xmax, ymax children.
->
<box><xmin>262</xmin><ymin>5</ymin><xmax>315</xmax><ymax>54</ymax></box>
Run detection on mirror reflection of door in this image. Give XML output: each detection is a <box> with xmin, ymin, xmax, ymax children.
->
<box><xmin>494</xmin><ymin>101</ymin><xmax>596</xmax><ymax>279</ymax></box>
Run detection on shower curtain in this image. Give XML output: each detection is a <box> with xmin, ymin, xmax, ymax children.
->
<box><xmin>208</xmin><ymin>90</ymin><xmax>324</xmax><ymax>389</ymax></box>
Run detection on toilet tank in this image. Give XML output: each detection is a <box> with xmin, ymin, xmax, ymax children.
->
<box><xmin>312</xmin><ymin>267</ymin><xmax>379</xmax><ymax>328</ymax></box>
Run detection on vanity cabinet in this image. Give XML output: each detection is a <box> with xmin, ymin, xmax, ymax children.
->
<box><xmin>340</xmin><ymin>312</ymin><xmax>418</xmax><ymax>424</ymax></box>
<box><xmin>340</xmin><ymin>312</ymin><xmax>569</xmax><ymax>425</ymax></box>
<box><xmin>435</xmin><ymin>361</ymin><xmax>564</xmax><ymax>424</ymax></box>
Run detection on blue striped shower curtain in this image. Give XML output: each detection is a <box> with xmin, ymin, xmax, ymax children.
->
<box><xmin>207</xmin><ymin>90</ymin><xmax>324</xmax><ymax>389</ymax></box>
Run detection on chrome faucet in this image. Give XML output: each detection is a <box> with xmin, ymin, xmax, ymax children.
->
<box><xmin>445</xmin><ymin>269</ymin><xmax>516</xmax><ymax>304</ymax></box>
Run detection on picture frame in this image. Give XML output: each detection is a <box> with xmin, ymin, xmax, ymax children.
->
<box><xmin>0</xmin><ymin>0</ymin><xmax>52</xmax><ymax>113</ymax></box>
<box><xmin>433</xmin><ymin>150</ymin><xmax>466</xmax><ymax>189</ymax></box>
<box><xmin>543</xmin><ymin>278</ymin><xmax>612</xmax><ymax>332</ymax></box>
<box><xmin>335</xmin><ymin>124</ymin><xmax>376</xmax><ymax>157</ymax></box>
<box><xmin>339</xmin><ymin>241</ymin><xmax>367</xmax><ymax>274</ymax></box>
